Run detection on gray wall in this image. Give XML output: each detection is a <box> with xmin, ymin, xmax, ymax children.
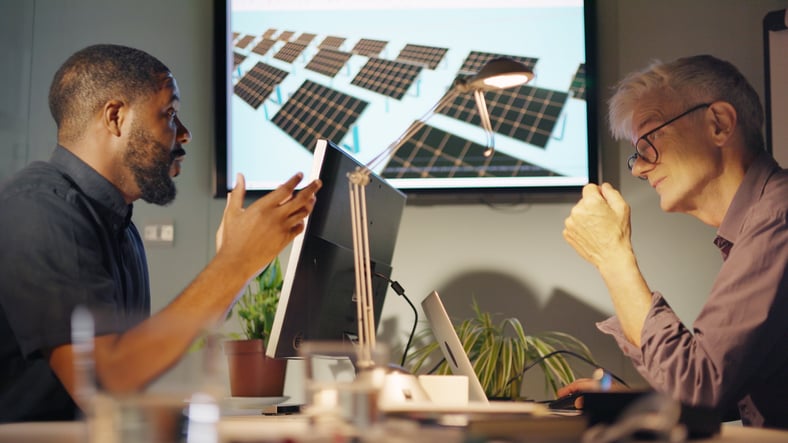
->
<box><xmin>1</xmin><ymin>0</ymin><xmax>786</xmax><ymax>399</ymax></box>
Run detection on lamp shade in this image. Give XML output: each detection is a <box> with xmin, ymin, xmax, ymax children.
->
<box><xmin>460</xmin><ymin>57</ymin><xmax>535</xmax><ymax>92</ymax></box>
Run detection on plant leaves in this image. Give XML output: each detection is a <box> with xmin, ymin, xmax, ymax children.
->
<box><xmin>233</xmin><ymin>257</ymin><xmax>282</xmax><ymax>341</ymax></box>
<box><xmin>406</xmin><ymin>296</ymin><xmax>597</xmax><ymax>400</ymax></box>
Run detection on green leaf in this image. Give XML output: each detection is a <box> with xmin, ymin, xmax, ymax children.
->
<box><xmin>406</xmin><ymin>295</ymin><xmax>597</xmax><ymax>400</ymax></box>
<box><xmin>232</xmin><ymin>257</ymin><xmax>283</xmax><ymax>341</ymax></box>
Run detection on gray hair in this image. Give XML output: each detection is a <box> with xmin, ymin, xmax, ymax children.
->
<box><xmin>608</xmin><ymin>55</ymin><xmax>764</xmax><ymax>151</ymax></box>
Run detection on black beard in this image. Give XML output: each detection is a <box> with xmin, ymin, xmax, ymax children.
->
<box><xmin>124</xmin><ymin>124</ymin><xmax>177</xmax><ymax>205</ymax></box>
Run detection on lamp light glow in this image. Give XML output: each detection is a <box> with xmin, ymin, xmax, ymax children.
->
<box><xmin>459</xmin><ymin>57</ymin><xmax>535</xmax><ymax>92</ymax></box>
<box><xmin>483</xmin><ymin>73</ymin><xmax>534</xmax><ymax>89</ymax></box>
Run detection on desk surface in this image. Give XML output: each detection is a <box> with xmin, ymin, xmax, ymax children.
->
<box><xmin>1</xmin><ymin>417</ymin><xmax>786</xmax><ymax>443</ymax></box>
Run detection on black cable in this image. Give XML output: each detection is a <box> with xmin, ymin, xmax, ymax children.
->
<box><xmin>373</xmin><ymin>272</ymin><xmax>417</xmax><ymax>367</ymax></box>
<box><xmin>496</xmin><ymin>349</ymin><xmax>630</xmax><ymax>397</ymax></box>
<box><xmin>426</xmin><ymin>357</ymin><xmax>446</xmax><ymax>375</ymax></box>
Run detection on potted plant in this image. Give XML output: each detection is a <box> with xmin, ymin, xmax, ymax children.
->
<box><xmin>407</xmin><ymin>298</ymin><xmax>595</xmax><ymax>400</ymax></box>
<box><xmin>223</xmin><ymin>257</ymin><xmax>288</xmax><ymax>397</ymax></box>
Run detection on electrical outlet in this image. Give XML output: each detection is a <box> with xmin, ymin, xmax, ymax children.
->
<box><xmin>142</xmin><ymin>221</ymin><xmax>174</xmax><ymax>245</ymax></box>
<box><xmin>160</xmin><ymin>224</ymin><xmax>174</xmax><ymax>242</ymax></box>
<box><xmin>143</xmin><ymin>225</ymin><xmax>159</xmax><ymax>242</ymax></box>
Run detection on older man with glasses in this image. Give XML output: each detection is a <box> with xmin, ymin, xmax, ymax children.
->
<box><xmin>560</xmin><ymin>55</ymin><xmax>788</xmax><ymax>429</ymax></box>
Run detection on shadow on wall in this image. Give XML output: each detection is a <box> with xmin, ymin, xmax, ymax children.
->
<box><xmin>420</xmin><ymin>270</ymin><xmax>647</xmax><ymax>400</ymax></box>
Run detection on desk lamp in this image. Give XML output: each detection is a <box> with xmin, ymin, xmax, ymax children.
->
<box><xmin>347</xmin><ymin>57</ymin><xmax>535</xmax><ymax>367</ymax></box>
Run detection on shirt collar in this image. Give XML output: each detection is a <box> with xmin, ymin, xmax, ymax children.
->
<box><xmin>50</xmin><ymin>145</ymin><xmax>133</xmax><ymax>228</ymax></box>
<box><xmin>716</xmin><ymin>151</ymin><xmax>781</xmax><ymax>245</ymax></box>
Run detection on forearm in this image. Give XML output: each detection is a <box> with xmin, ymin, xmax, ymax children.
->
<box><xmin>93</xmin><ymin>254</ymin><xmax>254</xmax><ymax>393</ymax></box>
<box><xmin>563</xmin><ymin>183</ymin><xmax>652</xmax><ymax>345</ymax></box>
<box><xmin>597</xmin><ymin>251</ymin><xmax>653</xmax><ymax>347</ymax></box>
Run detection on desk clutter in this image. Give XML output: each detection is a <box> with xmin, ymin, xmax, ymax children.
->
<box><xmin>73</xmin><ymin>388</ymin><xmax>721</xmax><ymax>443</ymax></box>
<box><xmin>76</xmin><ymin>337</ymin><xmax>718</xmax><ymax>443</ymax></box>
<box><xmin>214</xmin><ymin>376</ymin><xmax>718</xmax><ymax>443</ymax></box>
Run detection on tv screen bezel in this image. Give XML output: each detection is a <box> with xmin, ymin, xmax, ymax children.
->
<box><xmin>213</xmin><ymin>0</ymin><xmax>600</xmax><ymax>204</ymax></box>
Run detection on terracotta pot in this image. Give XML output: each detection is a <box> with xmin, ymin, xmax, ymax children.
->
<box><xmin>223</xmin><ymin>339</ymin><xmax>287</xmax><ymax>397</ymax></box>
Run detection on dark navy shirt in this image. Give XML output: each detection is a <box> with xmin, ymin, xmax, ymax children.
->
<box><xmin>0</xmin><ymin>146</ymin><xmax>150</xmax><ymax>422</ymax></box>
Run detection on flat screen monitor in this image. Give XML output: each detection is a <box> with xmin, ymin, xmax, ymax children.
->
<box><xmin>213</xmin><ymin>0</ymin><xmax>599</xmax><ymax>203</ymax></box>
<box><xmin>266</xmin><ymin>139</ymin><xmax>407</xmax><ymax>359</ymax></box>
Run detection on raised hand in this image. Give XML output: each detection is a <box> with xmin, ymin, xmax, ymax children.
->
<box><xmin>216</xmin><ymin>173</ymin><xmax>322</xmax><ymax>278</ymax></box>
<box><xmin>563</xmin><ymin>183</ymin><xmax>633</xmax><ymax>269</ymax></box>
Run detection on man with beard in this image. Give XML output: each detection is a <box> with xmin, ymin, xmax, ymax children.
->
<box><xmin>0</xmin><ymin>44</ymin><xmax>322</xmax><ymax>422</ymax></box>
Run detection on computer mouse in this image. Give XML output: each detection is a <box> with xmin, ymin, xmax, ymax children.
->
<box><xmin>547</xmin><ymin>392</ymin><xmax>582</xmax><ymax>410</ymax></box>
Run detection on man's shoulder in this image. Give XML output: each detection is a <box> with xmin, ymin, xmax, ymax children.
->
<box><xmin>761</xmin><ymin>166</ymin><xmax>788</xmax><ymax>210</ymax></box>
<box><xmin>0</xmin><ymin>161</ymin><xmax>73</xmax><ymax>201</ymax></box>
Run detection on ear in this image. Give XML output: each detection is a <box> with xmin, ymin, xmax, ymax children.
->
<box><xmin>707</xmin><ymin>101</ymin><xmax>737</xmax><ymax>146</ymax></box>
<box><xmin>101</xmin><ymin>100</ymin><xmax>126</xmax><ymax>137</ymax></box>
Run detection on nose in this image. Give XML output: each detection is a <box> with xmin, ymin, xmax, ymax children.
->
<box><xmin>630</xmin><ymin>156</ymin><xmax>651</xmax><ymax>180</ymax></box>
<box><xmin>176</xmin><ymin>116</ymin><xmax>192</xmax><ymax>145</ymax></box>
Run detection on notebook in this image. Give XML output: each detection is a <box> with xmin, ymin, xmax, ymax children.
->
<box><xmin>380</xmin><ymin>291</ymin><xmax>550</xmax><ymax>416</ymax></box>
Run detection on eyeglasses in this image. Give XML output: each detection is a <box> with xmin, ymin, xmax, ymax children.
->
<box><xmin>627</xmin><ymin>103</ymin><xmax>711</xmax><ymax>173</ymax></box>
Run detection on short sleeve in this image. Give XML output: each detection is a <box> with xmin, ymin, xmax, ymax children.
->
<box><xmin>0</xmin><ymin>189</ymin><xmax>122</xmax><ymax>356</ymax></box>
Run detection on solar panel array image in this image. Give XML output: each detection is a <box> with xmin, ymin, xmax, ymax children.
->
<box><xmin>352</xmin><ymin>39</ymin><xmax>388</xmax><ymax>57</ymax></box>
<box><xmin>274</xmin><ymin>42</ymin><xmax>308</xmax><ymax>63</ymax></box>
<box><xmin>380</xmin><ymin>124</ymin><xmax>559</xmax><ymax>179</ymax></box>
<box><xmin>351</xmin><ymin>58</ymin><xmax>423</xmax><ymax>100</ymax></box>
<box><xmin>227</xmin><ymin>4</ymin><xmax>593</xmax><ymax>198</ymax></box>
<box><xmin>233</xmin><ymin>52</ymin><xmax>246</xmax><ymax>69</ymax></box>
<box><xmin>234</xmin><ymin>62</ymin><xmax>289</xmax><ymax>109</ymax></box>
<box><xmin>251</xmin><ymin>38</ymin><xmax>277</xmax><ymax>57</ymax></box>
<box><xmin>570</xmin><ymin>63</ymin><xmax>587</xmax><ymax>100</ymax></box>
<box><xmin>277</xmin><ymin>30</ymin><xmax>295</xmax><ymax>41</ymax></box>
<box><xmin>271</xmin><ymin>80</ymin><xmax>369</xmax><ymax>152</ymax></box>
<box><xmin>458</xmin><ymin>51</ymin><xmax>538</xmax><ymax>75</ymax></box>
<box><xmin>318</xmin><ymin>36</ymin><xmax>346</xmax><ymax>50</ymax></box>
<box><xmin>305</xmin><ymin>48</ymin><xmax>353</xmax><ymax>78</ymax></box>
<box><xmin>233</xmin><ymin>32</ymin><xmax>569</xmax><ymax>155</ymax></box>
<box><xmin>396</xmin><ymin>44</ymin><xmax>448</xmax><ymax>70</ymax></box>
<box><xmin>437</xmin><ymin>83</ymin><xmax>569</xmax><ymax>149</ymax></box>
<box><xmin>295</xmin><ymin>32</ymin><xmax>317</xmax><ymax>46</ymax></box>
<box><xmin>235</xmin><ymin>34</ymin><xmax>255</xmax><ymax>50</ymax></box>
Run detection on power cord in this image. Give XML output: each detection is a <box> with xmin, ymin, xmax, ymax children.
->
<box><xmin>373</xmin><ymin>272</ymin><xmax>417</xmax><ymax>367</ymax></box>
<box><xmin>496</xmin><ymin>349</ymin><xmax>629</xmax><ymax>397</ymax></box>
<box><xmin>527</xmin><ymin>349</ymin><xmax>628</xmax><ymax>386</ymax></box>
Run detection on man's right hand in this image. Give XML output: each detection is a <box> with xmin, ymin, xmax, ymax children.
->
<box><xmin>556</xmin><ymin>377</ymin><xmax>630</xmax><ymax>409</ymax></box>
<box><xmin>562</xmin><ymin>182</ymin><xmax>633</xmax><ymax>270</ymax></box>
<box><xmin>216</xmin><ymin>172</ymin><xmax>322</xmax><ymax>278</ymax></box>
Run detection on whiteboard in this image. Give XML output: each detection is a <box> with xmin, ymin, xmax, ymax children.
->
<box><xmin>764</xmin><ymin>8</ymin><xmax>788</xmax><ymax>166</ymax></box>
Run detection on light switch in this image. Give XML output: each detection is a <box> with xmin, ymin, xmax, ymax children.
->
<box><xmin>160</xmin><ymin>224</ymin><xmax>174</xmax><ymax>242</ymax></box>
<box><xmin>142</xmin><ymin>220</ymin><xmax>174</xmax><ymax>245</ymax></box>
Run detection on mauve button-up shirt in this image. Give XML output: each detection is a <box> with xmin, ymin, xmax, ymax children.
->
<box><xmin>598</xmin><ymin>152</ymin><xmax>788</xmax><ymax>429</ymax></box>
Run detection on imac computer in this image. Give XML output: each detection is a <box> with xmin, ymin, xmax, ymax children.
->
<box><xmin>266</xmin><ymin>139</ymin><xmax>407</xmax><ymax>359</ymax></box>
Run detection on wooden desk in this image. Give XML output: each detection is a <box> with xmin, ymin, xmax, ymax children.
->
<box><xmin>1</xmin><ymin>418</ymin><xmax>786</xmax><ymax>442</ymax></box>
<box><xmin>701</xmin><ymin>425</ymin><xmax>788</xmax><ymax>442</ymax></box>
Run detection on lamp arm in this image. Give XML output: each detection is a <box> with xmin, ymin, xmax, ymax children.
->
<box><xmin>473</xmin><ymin>89</ymin><xmax>495</xmax><ymax>153</ymax></box>
<box><xmin>348</xmin><ymin>169</ymin><xmax>377</xmax><ymax>367</ymax></box>
<box><xmin>366</xmin><ymin>87</ymin><xmax>461</xmax><ymax>171</ymax></box>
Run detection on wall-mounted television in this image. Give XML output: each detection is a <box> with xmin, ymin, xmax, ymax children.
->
<box><xmin>214</xmin><ymin>0</ymin><xmax>599</xmax><ymax>203</ymax></box>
